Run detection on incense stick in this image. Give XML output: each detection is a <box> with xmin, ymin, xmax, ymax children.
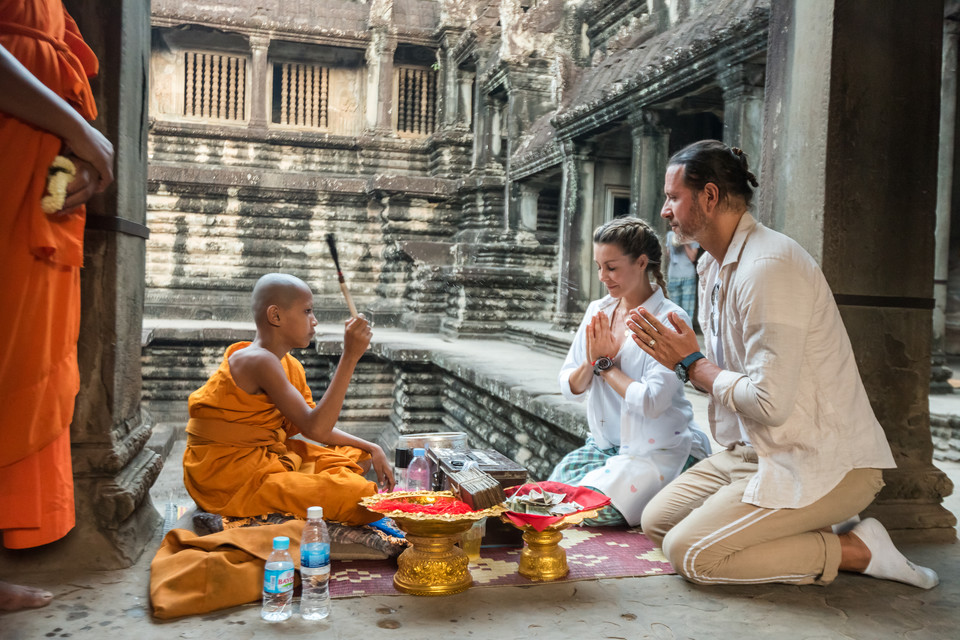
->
<box><xmin>325</xmin><ymin>233</ymin><xmax>359</xmax><ymax>318</ymax></box>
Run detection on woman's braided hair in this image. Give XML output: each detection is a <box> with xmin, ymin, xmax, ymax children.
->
<box><xmin>593</xmin><ymin>217</ymin><xmax>668</xmax><ymax>298</ymax></box>
<box><xmin>668</xmin><ymin>139</ymin><xmax>759</xmax><ymax>207</ymax></box>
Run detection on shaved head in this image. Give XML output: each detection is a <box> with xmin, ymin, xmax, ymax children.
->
<box><xmin>251</xmin><ymin>273</ymin><xmax>312</xmax><ymax>324</ymax></box>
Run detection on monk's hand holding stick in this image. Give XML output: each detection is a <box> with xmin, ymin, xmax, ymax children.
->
<box><xmin>342</xmin><ymin>314</ymin><xmax>372</xmax><ymax>363</ymax></box>
<box><xmin>626</xmin><ymin>308</ymin><xmax>698</xmax><ymax>371</ymax></box>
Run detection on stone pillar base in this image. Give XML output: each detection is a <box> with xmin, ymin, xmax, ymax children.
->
<box><xmin>0</xmin><ymin>498</ymin><xmax>161</xmax><ymax>572</ymax></box>
<box><xmin>865</xmin><ymin>465</ymin><xmax>957</xmax><ymax>543</ymax></box>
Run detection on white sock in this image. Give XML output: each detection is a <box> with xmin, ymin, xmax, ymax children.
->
<box><xmin>850</xmin><ymin>518</ymin><xmax>939</xmax><ymax>589</ymax></box>
<box><xmin>831</xmin><ymin>514</ymin><xmax>860</xmax><ymax>535</ymax></box>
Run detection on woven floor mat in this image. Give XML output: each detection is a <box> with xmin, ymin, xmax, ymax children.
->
<box><xmin>329</xmin><ymin>526</ymin><xmax>673</xmax><ymax>598</ymax></box>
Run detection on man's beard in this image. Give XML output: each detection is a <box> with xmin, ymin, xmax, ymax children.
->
<box><xmin>676</xmin><ymin>198</ymin><xmax>708</xmax><ymax>242</ymax></box>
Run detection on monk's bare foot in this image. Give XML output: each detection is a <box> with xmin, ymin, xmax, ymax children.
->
<box><xmin>0</xmin><ymin>581</ymin><xmax>54</xmax><ymax>612</ymax></box>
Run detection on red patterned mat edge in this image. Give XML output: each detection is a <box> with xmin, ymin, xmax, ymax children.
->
<box><xmin>330</xmin><ymin>526</ymin><xmax>674</xmax><ymax>599</ymax></box>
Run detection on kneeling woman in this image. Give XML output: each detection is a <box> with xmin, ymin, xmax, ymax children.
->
<box><xmin>549</xmin><ymin>217</ymin><xmax>710</xmax><ymax>526</ymax></box>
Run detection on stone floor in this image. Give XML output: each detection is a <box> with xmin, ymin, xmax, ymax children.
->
<box><xmin>3</xmin><ymin>346</ymin><xmax>960</xmax><ymax>639</ymax></box>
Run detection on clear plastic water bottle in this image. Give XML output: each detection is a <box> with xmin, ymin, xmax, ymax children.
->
<box><xmin>300</xmin><ymin>506</ymin><xmax>331</xmax><ymax>620</ymax></box>
<box><xmin>394</xmin><ymin>447</ymin><xmax>412</xmax><ymax>495</ymax></box>
<box><xmin>261</xmin><ymin>536</ymin><xmax>294</xmax><ymax>622</ymax></box>
<box><xmin>406</xmin><ymin>447</ymin><xmax>430</xmax><ymax>491</ymax></box>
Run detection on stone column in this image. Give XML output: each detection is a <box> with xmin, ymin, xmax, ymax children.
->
<box><xmin>363</xmin><ymin>0</ymin><xmax>396</xmax><ymax>134</ymax></box>
<box><xmin>718</xmin><ymin>62</ymin><xmax>765</xmax><ymax>178</ymax></box>
<box><xmin>438</xmin><ymin>27</ymin><xmax>464</xmax><ymax>129</ymax></box>
<box><xmin>459</xmin><ymin>71</ymin><xmax>475</xmax><ymax>130</ymax></box>
<box><xmin>57</xmin><ymin>0</ymin><xmax>160</xmax><ymax>569</ymax></box>
<box><xmin>519</xmin><ymin>183</ymin><xmax>540</xmax><ymax>232</ymax></box>
<box><xmin>628</xmin><ymin>111</ymin><xmax>670</xmax><ymax>231</ymax></box>
<box><xmin>554</xmin><ymin>141</ymin><xmax>596</xmax><ymax>328</ymax></box>
<box><xmin>475</xmin><ymin>93</ymin><xmax>506</xmax><ymax>171</ymax></box>
<box><xmin>761</xmin><ymin>0</ymin><xmax>954</xmax><ymax>540</ymax></box>
<box><xmin>505</xmin><ymin>181</ymin><xmax>541</xmax><ymax>234</ymax></box>
<box><xmin>933</xmin><ymin>17</ymin><xmax>960</xmax><ymax>393</ymax></box>
<box><xmin>364</xmin><ymin>30</ymin><xmax>398</xmax><ymax>134</ymax></box>
<box><xmin>248</xmin><ymin>34</ymin><xmax>270</xmax><ymax>129</ymax></box>
<box><xmin>490</xmin><ymin>100</ymin><xmax>503</xmax><ymax>160</ymax></box>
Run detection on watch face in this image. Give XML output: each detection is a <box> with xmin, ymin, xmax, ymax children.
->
<box><xmin>674</xmin><ymin>362</ymin><xmax>688</xmax><ymax>383</ymax></box>
<box><xmin>594</xmin><ymin>356</ymin><xmax>614</xmax><ymax>375</ymax></box>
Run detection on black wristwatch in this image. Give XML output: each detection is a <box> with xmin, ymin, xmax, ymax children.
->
<box><xmin>593</xmin><ymin>356</ymin><xmax>615</xmax><ymax>376</ymax></box>
<box><xmin>674</xmin><ymin>352</ymin><xmax>705</xmax><ymax>383</ymax></box>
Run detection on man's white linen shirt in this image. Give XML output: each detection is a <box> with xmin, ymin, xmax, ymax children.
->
<box><xmin>698</xmin><ymin>213</ymin><xmax>895</xmax><ymax>510</ymax></box>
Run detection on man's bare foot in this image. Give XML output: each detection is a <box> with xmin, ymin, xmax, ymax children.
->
<box><xmin>0</xmin><ymin>581</ymin><xmax>54</xmax><ymax>612</ymax></box>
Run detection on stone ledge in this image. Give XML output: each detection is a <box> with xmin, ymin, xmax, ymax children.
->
<box><xmin>505</xmin><ymin>320</ymin><xmax>575</xmax><ymax>358</ymax></box>
<box><xmin>149</xmin><ymin>163</ymin><xmax>458</xmax><ymax>199</ymax></box>
<box><xmin>146</xmin><ymin>422</ymin><xmax>181</xmax><ymax>461</ymax></box>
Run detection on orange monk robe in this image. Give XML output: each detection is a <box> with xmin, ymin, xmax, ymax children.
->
<box><xmin>0</xmin><ymin>0</ymin><xmax>99</xmax><ymax>549</ymax></box>
<box><xmin>183</xmin><ymin>342</ymin><xmax>380</xmax><ymax>526</ymax></box>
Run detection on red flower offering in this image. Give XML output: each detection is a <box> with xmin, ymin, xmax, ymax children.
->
<box><xmin>371</xmin><ymin>496</ymin><xmax>475</xmax><ymax>516</ymax></box>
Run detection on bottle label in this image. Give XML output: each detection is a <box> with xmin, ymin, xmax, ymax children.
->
<box><xmin>263</xmin><ymin>567</ymin><xmax>295</xmax><ymax>594</ymax></box>
<box><xmin>301</xmin><ymin>542</ymin><xmax>331</xmax><ymax>569</ymax></box>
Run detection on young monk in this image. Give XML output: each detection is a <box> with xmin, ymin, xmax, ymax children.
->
<box><xmin>182</xmin><ymin>273</ymin><xmax>395</xmax><ymax>526</ymax></box>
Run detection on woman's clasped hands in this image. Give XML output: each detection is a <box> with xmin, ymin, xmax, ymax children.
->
<box><xmin>586</xmin><ymin>308</ymin><xmax>620</xmax><ymax>364</ymax></box>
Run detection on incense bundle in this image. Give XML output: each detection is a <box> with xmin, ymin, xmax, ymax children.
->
<box><xmin>325</xmin><ymin>232</ymin><xmax>359</xmax><ymax>317</ymax></box>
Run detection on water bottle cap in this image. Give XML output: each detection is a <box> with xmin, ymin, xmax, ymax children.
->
<box><xmin>273</xmin><ymin>536</ymin><xmax>290</xmax><ymax>550</ymax></box>
<box><xmin>307</xmin><ymin>506</ymin><xmax>324</xmax><ymax>520</ymax></box>
<box><xmin>413</xmin><ymin>447</ymin><xmax>426</xmax><ymax>457</ymax></box>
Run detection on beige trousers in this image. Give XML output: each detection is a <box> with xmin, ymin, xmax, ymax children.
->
<box><xmin>640</xmin><ymin>444</ymin><xmax>884</xmax><ymax>585</ymax></box>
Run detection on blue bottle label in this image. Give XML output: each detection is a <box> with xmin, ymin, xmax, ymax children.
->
<box><xmin>263</xmin><ymin>567</ymin><xmax>295</xmax><ymax>594</ymax></box>
<box><xmin>301</xmin><ymin>542</ymin><xmax>331</xmax><ymax>569</ymax></box>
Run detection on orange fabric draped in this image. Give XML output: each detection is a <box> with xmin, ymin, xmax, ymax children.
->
<box><xmin>183</xmin><ymin>342</ymin><xmax>379</xmax><ymax>526</ymax></box>
<box><xmin>0</xmin><ymin>0</ymin><xmax>98</xmax><ymax>549</ymax></box>
<box><xmin>150</xmin><ymin>519</ymin><xmax>303</xmax><ymax>620</ymax></box>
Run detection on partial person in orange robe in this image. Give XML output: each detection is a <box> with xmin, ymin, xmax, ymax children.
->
<box><xmin>0</xmin><ymin>0</ymin><xmax>114</xmax><ymax>612</ymax></box>
<box><xmin>183</xmin><ymin>274</ymin><xmax>395</xmax><ymax>526</ymax></box>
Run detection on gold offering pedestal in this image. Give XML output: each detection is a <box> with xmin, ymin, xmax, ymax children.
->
<box><xmin>501</xmin><ymin>509</ymin><xmax>600</xmax><ymax>581</ymax></box>
<box><xmin>361</xmin><ymin>491</ymin><xmax>505</xmax><ymax>596</ymax></box>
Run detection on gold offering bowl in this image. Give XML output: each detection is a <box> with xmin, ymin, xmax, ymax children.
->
<box><xmin>501</xmin><ymin>509</ymin><xmax>601</xmax><ymax>581</ymax></box>
<box><xmin>361</xmin><ymin>491</ymin><xmax>506</xmax><ymax>596</ymax></box>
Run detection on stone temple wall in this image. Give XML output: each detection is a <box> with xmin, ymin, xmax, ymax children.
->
<box><xmin>144</xmin><ymin>0</ymin><xmax>565</xmax><ymax>337</ymax></box>
<box><xmin>439</xmin><ymin>371</ymin><xmax>581</xmax><ymax>480</ymax></box>
<box><xmin>146</xmin><ymin>161</ymin><xmax>462</xmax><ymax>323</ymax></box>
